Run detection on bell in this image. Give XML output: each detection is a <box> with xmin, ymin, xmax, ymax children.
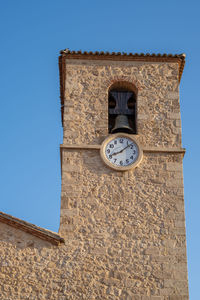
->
<box><xmin>111</xmin><ymin>115</ymin><xmax>134</xmax><ymax>134</ymax></box>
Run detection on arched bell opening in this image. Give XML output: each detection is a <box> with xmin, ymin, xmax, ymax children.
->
<box><xmin>108</xmin><ymin>82</ymin><xmax>137</xmax><ymax>134</ymax></box>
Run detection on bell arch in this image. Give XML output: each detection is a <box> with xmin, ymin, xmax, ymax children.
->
<box><xmin>108</xmin><ymin>81</ymin><xmax>137</xmax><ymax>134</ymax></box>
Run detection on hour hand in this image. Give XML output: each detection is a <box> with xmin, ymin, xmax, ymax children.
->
<box><xmin>111</xmin><ymin>143</ymin><xmax>134</xmax><ymax>156</ymax></box>
<box><xmin>111</xmin><ymin>149</ymin><xmax>123</xmax><ymax>156</ymax></box>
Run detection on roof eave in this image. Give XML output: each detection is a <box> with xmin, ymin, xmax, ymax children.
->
<box><xmin>0</xmin><ymin>212</ymin><xmax>64</xmax><ymax>246</ymax></box>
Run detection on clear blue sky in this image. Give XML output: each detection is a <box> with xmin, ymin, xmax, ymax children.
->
<box><xmin>0</xmin><ymin>0</ymin><xmax>199</xmax><ymax>298</ymax></box>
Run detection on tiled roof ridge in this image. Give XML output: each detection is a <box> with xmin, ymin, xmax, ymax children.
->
<box><xmin>0</xmin><ymin>211</ymin><xmax>64</xmax><ymax>246</ymax></box>
<box><xmin>60</xmin><ymin>48</ymin><xmax>186</xmax><ymax>59</ymax></box>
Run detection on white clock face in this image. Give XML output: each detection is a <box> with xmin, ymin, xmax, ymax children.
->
<box><xmin>104</xmin><ymin>136</ymin><xmax>139</xmax><ymax>167</ymax></box>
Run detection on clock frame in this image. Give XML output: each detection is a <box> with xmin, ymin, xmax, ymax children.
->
<box><xmin>100</xmin><ymin>133</ymin><xmax>143</xmax><ymax>171</ymax></box>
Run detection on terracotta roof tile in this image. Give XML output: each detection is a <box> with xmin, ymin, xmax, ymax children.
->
<box><xmin>60</xmin><ymin>49</ymin><xmax>185</xmax><ymax>60</ymax></box>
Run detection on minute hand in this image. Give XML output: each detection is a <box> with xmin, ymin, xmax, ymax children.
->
<box><xmin>112</xmin><ymin>143</ymin><xmax>133</xmax><ymax>156</ymax></box>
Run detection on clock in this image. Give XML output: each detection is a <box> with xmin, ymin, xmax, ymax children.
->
<box><xmin>100</xmin><ymin>133</ymin><xmax>143</xmax><ymax>171</ymax></box>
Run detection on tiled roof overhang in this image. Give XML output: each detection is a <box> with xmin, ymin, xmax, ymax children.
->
<box><xmin>0</xmin><ymin>211</ymin><xmax>64</xmax><ymax>246</ymax></box>
<box><xmin>59</xmin><ymin>49</ymin><xmax>186</xmax><ymax>125</ymax></box>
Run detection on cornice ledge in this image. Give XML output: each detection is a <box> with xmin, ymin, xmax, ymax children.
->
<box><xmin>143</xmin><ymin>146</ymin><xmax>186</xmax><ymax>154</ymax></box>
<box><xmin>60</xmin><ymin>144</ymin><xmax>101</xmax><ymax>149</ymax></box>
<box><xmin>60</xmin><ymin>143</ymin><xmax>185</xmax><ymax>154</ymax></box>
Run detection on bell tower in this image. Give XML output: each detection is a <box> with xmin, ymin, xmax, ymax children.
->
<box><xmin>59</xmin><ymin>50</ymin><xmax>189</xmax><ymax>299</ymax></box>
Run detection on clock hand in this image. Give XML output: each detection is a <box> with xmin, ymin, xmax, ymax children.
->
<box><xmin>111</xmin><ymin>149</ymin><xmax>123</xmax><ymax>156</ymax></box>
<box><xmin>111</xmin><ymin>143</ymin><xmax>134</xmax><ymax>156</ymax></box>
<box><xmin>121</xmin><ymin>143</ymin><xmax>133</xmax><ymax>152</ymax></box>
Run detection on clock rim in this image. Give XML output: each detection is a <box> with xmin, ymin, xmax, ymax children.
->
<box><xmin>100</xmin><ymin>133</ymin><xmax>143</xmax><ymax>171</ymax></box>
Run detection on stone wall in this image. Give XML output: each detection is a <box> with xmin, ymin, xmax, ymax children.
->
<box><xmin>0</xmin><ymin>57</ymin><xmax>189</xmax><ymax>299</ymax></box>
<box><xmin>58</xmin><ymin>150</ymin><xmax>188</xmax><ymax>299</ymax></box>
<box><xmin>60</xmin><ymin>58</ymin><xmax>189</xmax><ymax>299</ymax></box>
